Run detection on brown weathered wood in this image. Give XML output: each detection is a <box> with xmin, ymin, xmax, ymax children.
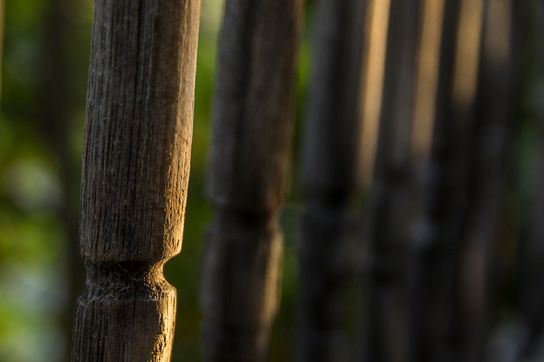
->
<box><xmin>71</xmin><ymin>1</ymin><xmax>200</xmax><ymax>361</ymax></box>
<box><xmin>201</xmin><ymin>0</ymin><xmax>303</xmax><ymax>361</ymax></box>
<box><xmin>363</xmin><ymin>1</ymin><xmax>424</xmax><ymax>361</ymax></box>
<box><xmin>297</xmin><ymin>1</ymin><xmax>370</xmax><ymax>361</ymax></box>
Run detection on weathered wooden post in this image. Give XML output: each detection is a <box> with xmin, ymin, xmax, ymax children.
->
<box><xmin>71</xmin><ymin>1</ymin><xmax>200</xmax><ymax>361</ymax></box>
<box><xmin>297</xmin><ymin>0</ymin><xmax>371</xmax><ymax>361</ymax></box>
<box><xmin>201</xmin><ymin>0</ymin><xmax>303</xmax><ymax>361</ymax></box>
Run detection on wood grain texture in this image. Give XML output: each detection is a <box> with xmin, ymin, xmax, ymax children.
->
<box><xmin>201</xmin><ymin>0</ymin><xmax>303</xmax><ymax>361</ymax></box>
<box><xmin>298</xmin><ymin>1</ymin><xmax>369</xmax><ymax>361</ymax></box>
<box><xmin>72</xmin><ymin>0</ymin><xmax>200</xmax><ymax>361</ymax></box>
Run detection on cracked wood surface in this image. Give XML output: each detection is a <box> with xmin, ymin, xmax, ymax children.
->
<box><xmin>72</xmin><ymin>0</ymin><xmax>200</xmax><ymax>361</ymax></box>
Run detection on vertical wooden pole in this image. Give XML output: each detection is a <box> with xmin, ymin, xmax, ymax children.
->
<box><xmin>363</xmin><ymin>1</ymin><xmax>424</xmax><ymax>361</ymax></box>
<box><xmin>71</xmin><ymin>1</ymin><xmax>200</xmax><ymax>361</ymax></box>
<box><xmin>201</xmin><ymin>0</ymin><xmax>303</xmax><ymax>361</ymax></box>
<box><xmin>406</xmin><ymin>0</ymin><xmax>455</xmax><ymax>358</ymax></box>
<box><xmin>407</xmin><ymin>0</ymin><xmax>486</xmax><ymax>360</ymax></box>
<box><xmin>455</xmin><ymin>0</ymin><xmax>518</xmax><ymax>360</ymax></box>
<box><xmin>297</xmin><ymin>1</ymin><xmax>370</xmax><ymax>361</ymax></box>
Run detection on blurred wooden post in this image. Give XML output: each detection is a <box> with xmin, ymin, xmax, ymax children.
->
<box><xmin>297</xmin><ymin>0</ymin><xmax>370</xmax><ymax>361</ymax></box>
<box><xmin>71</xmin><ymin>1</ymin><xmax>200</xmax><ymax>361</ymax></box>
<box><xmin>201</xmin><ymin>0</ymin><xmax>303</xmax><ymax>361</ymax></box>
<box><xmin>362</xmin><ymin>0</ymin><xmax>424</xmax><ymax>361</ymax></box>
<box><xmin>456</xmin><ymin>0</ymin><xmax>518</xmax><ymax>360</ymax></box>
<box><xmin>407</xmin><ymin>0</ymin><xmax>486</xmax><ymax>360</ymax></box>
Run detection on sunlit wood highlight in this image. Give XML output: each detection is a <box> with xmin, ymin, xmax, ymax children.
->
<box><xmin>485</xmin><ymin>0</ymin><xmax>512</xmax><ymax>65</ymax></box>
<box><xmin>360</xmin><ymin>0</ymin><xmax>391</xmax><ymax>186</ymax></box>
<box><xmin>411</xmin><ymin>0</ymin><xmax>445</xmax><ymax>159</ymax></box>
<box><xmin>453</xmin><ymin>0</ymin><xmax>485</xmax><ymax>109</ymax></box>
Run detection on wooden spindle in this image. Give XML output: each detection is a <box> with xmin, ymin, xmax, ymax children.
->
<box><xmin>71</xmin><ymin>1</ymin><xmax>200</xmax><ymax>361</ymax></box>
<box><xmin>407</xmin><ymin>0</ymin><xmax>486</xmax><ymax>360</ymax></box>
<box><xmin>363</xmin><ymin>0</ymin><xmax>424</xmax><ymax>361</ymax></box>
<box><xmin>200</xmin><ymin>0</ymin><xmax>303</xmax><ymax>361</ymax></box>
<box><xmin>455</xmin><ymin>0</ymin><xmax>518</xmax><ymax>360</ymax></box>
<box><xmin>298</xmin><ymin>1</ymin><xmax>370</xmax><ymax>361</ymax></box>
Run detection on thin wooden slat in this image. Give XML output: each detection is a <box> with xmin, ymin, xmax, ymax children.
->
<box><xmin>71</xmin><ymin>1</ymin><xmax>200</xmax><ymax>360</ymax></box>
<box><xmin>200</xmin><ymin>0</ymin><xmax>303</xmax><ymax>361</ymax></box>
